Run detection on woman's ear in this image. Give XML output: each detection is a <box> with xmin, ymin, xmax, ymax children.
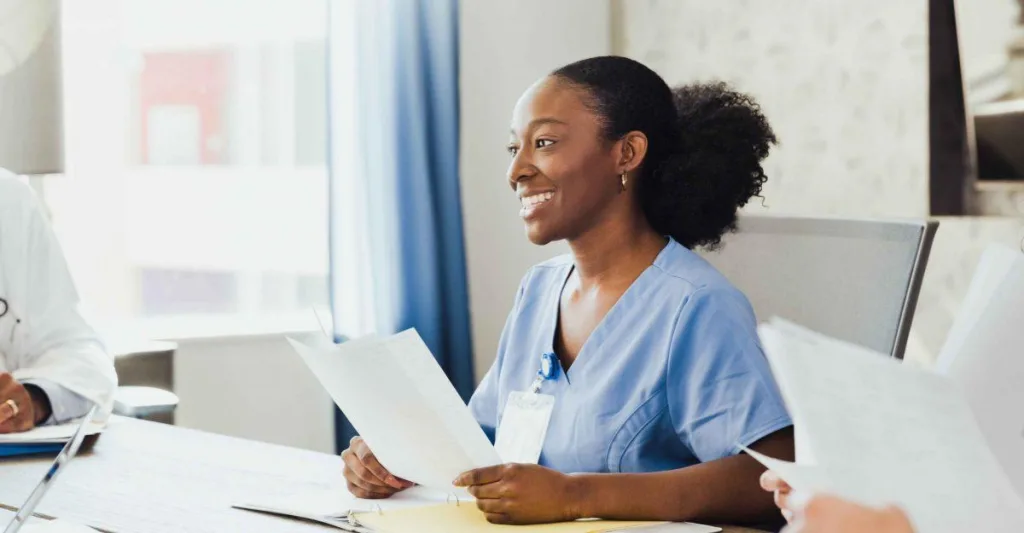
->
<box><xmin>618</xmin><ymin>131</ymin><xmax>649</xmax><ymax>174</ymax></box>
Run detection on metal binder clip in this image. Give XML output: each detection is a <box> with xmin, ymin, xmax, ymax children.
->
<box><xmin>447</xmin><ymin>493</ymin><xmax>461</xmax><ymax>507</ymax></box>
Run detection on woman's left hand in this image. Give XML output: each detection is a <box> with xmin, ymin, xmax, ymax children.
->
<box><xmin>453</xmin><ymin>463</ymin><xmax>584</xmax><ymax>525</ymax></box>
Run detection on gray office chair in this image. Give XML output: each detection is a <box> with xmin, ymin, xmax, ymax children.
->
<box><xmin>109</xmin><ymin>340</ymin><xmax>179</xmax><ymax>423</ymax></box>
<box><xmin>701</xmin><ymin>216</ymin><xmax>938</xmax><ymax>359</ymax></box>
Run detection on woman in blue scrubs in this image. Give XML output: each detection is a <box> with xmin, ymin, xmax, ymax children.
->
<box><xmin>341</xmin><ymin>56</ymin><xmax>794</xmax><ymax>527</ymax></box>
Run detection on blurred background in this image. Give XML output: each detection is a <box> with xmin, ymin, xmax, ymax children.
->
<box><xmin>2</xmin><ymin>0</ymin><xmax>1023</xmax><ymax>453</ymax></box>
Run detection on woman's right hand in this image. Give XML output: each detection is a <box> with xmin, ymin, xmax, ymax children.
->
<box><xmin>341</xmin><ymin>436</ymin><xmax>414</xmax><ymax>499</ymax></box>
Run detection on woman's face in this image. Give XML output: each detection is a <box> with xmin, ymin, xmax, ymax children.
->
<box><xmin>507</xmin><ymin>77</ymin><xmax>623</xmax><ymax>245</ymax></box>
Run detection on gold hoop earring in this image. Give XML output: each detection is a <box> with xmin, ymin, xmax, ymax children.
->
<box><xmin>620</xmin><ymin>172</ymin><xmax>628</xmax><ymax>192</ymax></box>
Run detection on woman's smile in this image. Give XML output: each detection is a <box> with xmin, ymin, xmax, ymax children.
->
<box><xmin>518</xmin><ymin>190</ymin><xmax>557</xmax><ymax>220</ymax></box>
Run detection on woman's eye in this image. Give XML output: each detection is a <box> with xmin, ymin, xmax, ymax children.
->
<box><xmin>536</xmin><ymin>139</ymin><xmax>555</xmax><ymax>149</ymax></box>
<box><xmin>506</xmin><ymin>144</ymin><xmax>519</xmax><ymax>157</ymax></box>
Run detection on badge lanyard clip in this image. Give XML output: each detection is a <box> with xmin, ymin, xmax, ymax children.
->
<box><xmin>529</xmin><ymin>352</ymin><xmax>560</xmax><ymax>394</ymax></box>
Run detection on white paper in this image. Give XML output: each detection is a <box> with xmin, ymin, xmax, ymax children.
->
<box><xmin>288</xmin><ymin>330</ymin><xmax>501</xmax><ymax>490</ymax></box>
<box><xmin>935</xmin><ymin>249</ymin><xmax>1024</xmax><ymax>498</ymax></box>
<box><xmin>754</xmin><ymin>319</ymin><xmax>1024</xmax><ymax>533</ymax></box>
<box><xmin>936</xmin><ymin>245</ymin><xmax>1020</xmax><ymax>372</ymax></box>
<box><xmin>21</xmin><ymin>521</ymin><xmax>100</xmax><ymax>533</ymax></box>
<box><xmin>0</xmin><ymin>508</ymin><xmax>98</xmax><ymax>533</ymax></box>
<box><xmin>235</xmin><ymin>486</ymin><xmax>721</xmax><ymax>533</ymax></box>
<box><xmin>740</xmin><ymin>447</ymin><xmax>833</xmax><ymax>495</ymax></box>
<box><xmin>0</xmin><ymin>419</ymin><xmax>103</xmax><ymax>444</ymax></box>
<box><xmin>234</xmin><ymin>485</ymin><xmax>456</xmax><ymax>532</ymax></box>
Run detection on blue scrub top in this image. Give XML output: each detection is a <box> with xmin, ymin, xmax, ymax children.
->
<box><xmin>469</xmin><ymin>238</ymin><xmax>792</xmax><ymax>474</ymax></box>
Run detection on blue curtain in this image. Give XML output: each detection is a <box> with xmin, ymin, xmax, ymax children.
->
<box><xmin>328</xmin><ymin>0</ymin><xmax>474</xmax><ymax>451</ymax></box>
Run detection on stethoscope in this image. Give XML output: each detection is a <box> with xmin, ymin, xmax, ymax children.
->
<box><xmin>0</xmin><ymin>298</ymin><xmax>21</xmax><ymax>343</ymax></box>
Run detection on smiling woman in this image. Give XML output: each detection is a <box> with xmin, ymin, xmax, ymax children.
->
<box><xmin>506</xmin><ymin>59</ymin><xmax>775</xmax><ymax>251</ymax></box>
<box><xmin>342</xmin><ymin>55</ymin><xmax>793</xmax><ymax>528</ymax></box>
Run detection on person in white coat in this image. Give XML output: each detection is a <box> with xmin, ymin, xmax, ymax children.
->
<box><xmin>0</xmin><ymin>169</ymin><xmax>117</xmax><ymax>432</ymax></box>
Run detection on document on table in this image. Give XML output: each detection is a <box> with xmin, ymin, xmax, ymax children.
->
<box><xmin>750</xmin><ymin>319</ymin><xmax>1024</xmax><ymax>533</ymax></box>
<box><xmin>234</xmin><ymin>485</ymin><xmax>453</xmax><ymax>532</ymax></box>
<box><xmin>237</xmin><ymin>485</ymin><xmax>719</xmax><ymax>533</ymax></box>
<box><xmin>288</xmin><ymin>330</ymin><xmax>502</xmax><ymax>491</ymax></box>
<box><xmin>0</xmin><ymin>419</ymin><xmax>103</xmax><ymax>444</ymax></box>
<box><xmin>352</xmin><ymin>503</ymin><xmax>718</xmax><ymax>533</ymax></box>
<box><xmin>0</xmin><ymin>508</ymin><xmax>98</xmax><ymax>533</ymax></box>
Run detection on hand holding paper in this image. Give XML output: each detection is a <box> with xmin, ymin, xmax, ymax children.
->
<box><xmin>750</xmin><ymin>319</ymin><xmax>1024</xmax><ymax>533</ymax></box>
<box><xmin>288</xmin><ymin>330</ymin><xmax>502</xmax><ymax>491</ymax></box>
<box><xmin>341</xmin><ymin>436</ymin><xmax>415</xmax><ymax>499</ymax></box>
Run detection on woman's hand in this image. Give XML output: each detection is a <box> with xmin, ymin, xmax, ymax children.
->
<box><xmin>453</xmin><ymin>463</ymin><xmax>583</xmax><ymax>525</ymax></box>
<box><xmin>760</xmin><ymin>469</ymin><xmax>795</xmax><ymax>522</ymax></box>
<box><xmin>0</xmin><ymin>373</ymin><xmax>45</xmax><ymax>433</ymax></box>
<box><xmin>341</xmin><ymin>437</ymin><xmax>414</xmax><ymax>499</ymax></box>
<box><xmin>781</xmin><ymin>494</ymin><xmax>915</xmax><ymax>533</ymax></box>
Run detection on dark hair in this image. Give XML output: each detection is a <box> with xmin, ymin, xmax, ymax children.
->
<box><xmin>551</xmin><ymin>56</ymin><xmax>777</xmax><ymax>250</ymax></box>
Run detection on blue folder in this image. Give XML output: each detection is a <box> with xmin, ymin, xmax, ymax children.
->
<box><xmin>0</xmin><ymin>443</ymin><xmax>63</xmax><ymax>457</ymax></box>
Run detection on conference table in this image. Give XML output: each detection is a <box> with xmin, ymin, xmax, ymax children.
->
<box><xmin>0</xmin><ymin>417</ymin><xmax>768</xmax><ymax>533</ymax></box>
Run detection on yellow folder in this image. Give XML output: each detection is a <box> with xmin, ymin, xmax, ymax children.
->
<box><xmin>354</xmin><ymin>503</ymin><xmax>665</xmax><ymax>533</ymax></box>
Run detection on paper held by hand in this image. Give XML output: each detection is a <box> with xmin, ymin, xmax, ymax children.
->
<box><xmin>287</xmin><ymin>330</ymin><xmax>501</xmax><ymax>491</ymax></box>
<box><xmin>749</xmin><ymin>318</ymin><xmax>1024</xmax><ymax>533</ymax></box>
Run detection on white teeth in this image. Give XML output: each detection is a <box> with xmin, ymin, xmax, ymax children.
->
<box><xmin>520</xmin><ymin>192</ymin><xmax>554</xmax><ymax>208</ymax></box>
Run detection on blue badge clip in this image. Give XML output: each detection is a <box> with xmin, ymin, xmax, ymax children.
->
<box><xmin>539</xmin><ymin>352</ymin><xmax>560</xmax><ymax>381</ymax></box>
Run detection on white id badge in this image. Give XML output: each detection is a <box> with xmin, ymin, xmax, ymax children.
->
<box><xmin>494</xmin><ymin>391</ymin><xmax>555</xmax><ymax>464</ymax></box>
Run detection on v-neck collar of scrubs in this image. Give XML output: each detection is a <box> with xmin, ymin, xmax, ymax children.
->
<box><xmin>546</xmin><ymin>238</ymin><xmax>678</xmax><ymax>386</ymax></box>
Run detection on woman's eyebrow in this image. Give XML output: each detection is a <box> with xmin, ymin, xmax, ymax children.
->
<box><xmin>510</xmin><ymin>117</ymin><xmax>568</xmax><ymax>135</ymax></box>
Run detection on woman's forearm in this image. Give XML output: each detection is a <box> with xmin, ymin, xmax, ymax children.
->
<box><xmin>570</xmin><ymin>429</ymin><xmax>794</xmax><ymax>526</ymax></box>
<box><xmin>570</xmin><ymin>455</ymin><xmax>775</xmax><ymax>524</ymax></box>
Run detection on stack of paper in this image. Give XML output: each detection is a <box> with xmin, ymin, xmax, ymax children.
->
<box><xmin>0</xmin><ymin>422</ymin><xmax>103</xmax><ymax>444</ymax></box>
<box><xmin>352</xmin><ymin>504</ymin><xmax>713</xmax><ymax>533</ymax></box>
<box><xmin>238</xmin><ymin>485</ymin><xmax>722</xmax><ymax>533</ymax></box>
<box><xmin>0</xmin><ymin>420</ymin><xmax>103</xmax><ymax>457</ymax></box>
<box><xmin>749</xmin><ymin>318</ymin><xmax>1024</xmax><ymax>533</ymax></box>
<box><xmin>235</xmin><ymin>485</ymin><xmax>453</xmax><ymax>532</ymax></box>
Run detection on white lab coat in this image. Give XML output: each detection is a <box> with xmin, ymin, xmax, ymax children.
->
<box><xmin>0</xmin><ymin>169</ymin><xmax>117</xmax><ymax>417</ymax></box>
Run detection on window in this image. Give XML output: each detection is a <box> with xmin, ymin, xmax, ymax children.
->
<box><xmin>43</xmin><ymin>0</ymin><xmax>334</xmax><ymax>334</ymax></box>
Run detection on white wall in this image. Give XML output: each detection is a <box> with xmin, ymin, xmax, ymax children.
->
<box><xmin>459</xmin><ymin>0</ymin><xmax>612</xmax><ymax>382</ymax></box>
<box><xmin>956</xmin><ymin>0</ymin><xmax>1021</xmax><ymax>89</ymax></box>
<box><xmin>618</xmin><ymin>0</ymin><xmax>931</xmax><ymax>220</ymax></box>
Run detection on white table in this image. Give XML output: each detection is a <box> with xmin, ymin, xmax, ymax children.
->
<box><xmin>0</xmin><ymin>418</ymin><xmax>768</xmax><ymax>533</ymax></box>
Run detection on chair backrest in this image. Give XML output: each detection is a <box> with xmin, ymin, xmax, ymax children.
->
<box><xmin>701</xmin><ymin>216</ymin><xmax>938</xmax><ymax>359</ymax></box>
